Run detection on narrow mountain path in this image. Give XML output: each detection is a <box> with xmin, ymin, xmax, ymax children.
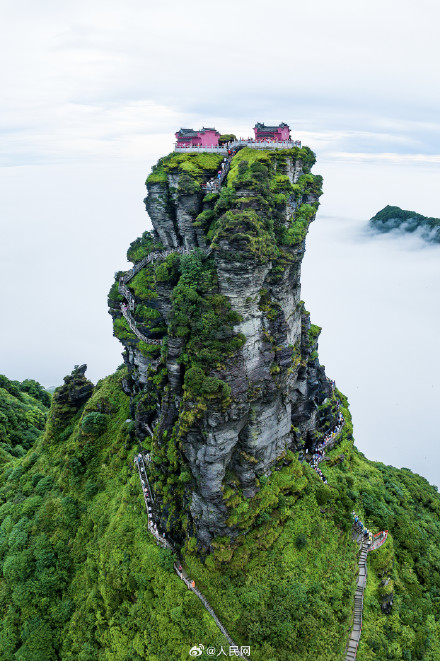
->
<box><xmin>305</xmin><ymin>391</ymin><xmax>390</xmax><ymax>661</ymax></box>
<box><xmin>117</xmin><ymin>146</ymin><xmax>238</xmax><ymax>345</ymax></box>
<box><xmin>307</xmin><ymin>381</ymin><xmax>345</xmax><ymax>483</ymax></box>
<box><xmin>118</xmin><ymin>247</ymin><xmax>192</xmax><ymax>346</ymax></box>
<box><xmin>345</xmin><ymin>525</ymin><xmax>388</xmax><ymax>660</ymax></box>
<box><xmin>121</xmin><ymin>246</ymin><xmax>191</xmax><ymax>285</ymax></box>
<box><xmin>345</xmin><ymin>534</ymin><xmax>369</xmax><ymax>661</ymax></box>
<box><xmin>134</xmin><ymin>441</ymin><xmax>246</xmax><ymax>656</ymax></box>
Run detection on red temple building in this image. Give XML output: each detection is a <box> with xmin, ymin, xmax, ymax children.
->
<box><xmin>253</xmin><ymin>122</ymin><xmax>291</xmax><ymax>141</ymax></box>
<box><xmin>175</xmin><ymin>127</ymin><xmax>221</xmax><ymax>148</ymax></box>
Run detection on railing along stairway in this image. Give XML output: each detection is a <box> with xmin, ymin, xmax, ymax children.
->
<box><xmin>117</xmin><ymin>148</ymin><xmax>237</xmax><ymax>343</ymax></box>
<box><xmin>134</xmin><ymin>425</ymin><xmax>245</xmax><ymax>657</ymax></box>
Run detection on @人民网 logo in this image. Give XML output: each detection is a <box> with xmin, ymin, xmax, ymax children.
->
<box><xmin>189</xmin><ymin>645</ymin><xmax>204</xmax><ymax>657</ymax></box>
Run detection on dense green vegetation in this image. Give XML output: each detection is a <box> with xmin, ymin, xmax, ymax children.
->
<box><xmin>219</xmin><ymin>134</ymin><xmax>236</xmax><ymax>144</ymax></box>
<box><xmin>126</xmin><ymin>231</ymin><xmax>163</xmax><ymax>264</ymax></box>
<box><xmin>0</xmin><ymin>375</ymin><xmax>50</xmax><ymax>463</ymax></box>
<box><xmin>0</xmin><ymin>369</ymin><xmax>229</xmax><ymax>661</ymax></box>
<box><xmin>146</xmin><ymin>152</ymin><xmax>224</xmax><ymax>186</ymax></box>
<box><xmin>2</xmin><ymin>370</ymin><xmax>440</xmax><ymax>659</ymax></box>
<box><xmin>350</xmin><ymin>455</ymin><xmax>440</xmax><ymax>661</ymax></box>
<box><xmin>169</xmin><ymin>251</ymin><xmax>245</xmax><ymax>391</ymax></box>
<box><xmin>370</xmin><ymin>205</ymin><xmax>440</xmax><ymax>243</ymax></box>
<box><xmin>217</xmin><ymin>146</ymin><xmax>322</xmax><ymax>250</ymax></box>
<box><xmin>226</xmin><ymin>146</ymin><xmax>317</xmax><ymax>188</ymax></box>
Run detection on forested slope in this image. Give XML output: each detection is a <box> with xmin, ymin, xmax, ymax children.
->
<box><xmin>0</xmin><ymin>375</ymin><xmax>50</xmax><ymax>464</ymax></box>
<box><xmin>0</xmin><ymin>366</ymin><xmax>440</xmax><ymax>660</ymax></box>
<box><xmin>0</xmin><ymin>367</ymin><xmax>234</xmax><ymax>661</ymax></box>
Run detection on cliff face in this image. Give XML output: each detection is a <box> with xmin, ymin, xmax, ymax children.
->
<box><xmin>109</xmin><ymin>147</ymin><xmax>338</xmax><ymax>549</ymax></box>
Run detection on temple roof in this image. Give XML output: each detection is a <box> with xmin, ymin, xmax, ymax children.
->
<box><xmin>176</xmin><ymin>127</ymin><xmax>220</xmax><ymax>137</ymax></box>
<box><xmin>177</xmin><ymin>128</ymin><xmax>199</xmax><ymax>137</ymax></box>
<box><xmin>254</xmin><ymin>122</ymin><xmax>289</xmax><ymax>130</ymax></box>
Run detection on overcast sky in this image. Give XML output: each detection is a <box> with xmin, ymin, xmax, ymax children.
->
<box><xmin>1</xmin><ymin>1</ymin><xmax>439</xmax><ymax>484</ymax></box>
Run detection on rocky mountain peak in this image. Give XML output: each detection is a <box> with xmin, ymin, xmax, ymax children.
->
<box><xmin>108</xmin><ymin>146</ymin><xmax>339</xmax><ymax>551</ymax></box>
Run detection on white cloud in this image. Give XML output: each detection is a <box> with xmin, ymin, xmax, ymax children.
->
<box><xmin>302</xmin><ymin>214</ymin><xmax>440</xmax><ymax>487</ymax></box>
<box><xmin>2</xmin><ymin>0</ymin><xmax>440</xmax><ymax>166</ymax></box>
<box><xmin>329</xmin><ymin>152</ymin><xmax>440</xmax><ymax>164</ymax></box>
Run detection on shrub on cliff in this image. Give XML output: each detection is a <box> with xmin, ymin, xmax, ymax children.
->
<box><xmin>170</xmin><ymin>268</ymin><xmax>244</xmax><ymax>368</ymax></box>
<box><xmin>147</xmin><ymin>152</ymin><xmax>224</xmax><ymax>187</ymax></box>
<box><xmin>281</xmin><ymin>203</ymin><xmax>317</xmax><ymax>246</ymax></box>
<box><xmin>81</xmin><ymin>412</ymin><xmax>107</xmax><ymax>436</ymax></box>
<box><xmin>219</xmin><ymin>133</ymin><xmax>236</xmax><ymax>144</ymax></box>
<box><xmin>183</xmin><ymin>367</ymin><xmax>231</xmax><ymax>400</ymax></box>
<box><xmin>211</xmin><ymin>209</ymin><xmax>278</xmax><ymax>262</ymax></box>
<box><xmin>126</xmin><ymin>230</ymin><xmax>162</xmax><ymax>263</ymax></box>
<box><xmin>113</xmin><ymin>316</ymin><xmax>136</xmax><ymax>342</ymax></box>
<box><xmin>177</xmin><ymin>173</ymin><xmax>200</xmax><ymax>195</ymax></box>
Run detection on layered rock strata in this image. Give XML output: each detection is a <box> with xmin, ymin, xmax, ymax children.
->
<box><xmin>109</xmin><ymin>148</ymin><xmax>338</xmax><ymax>549</ymax></box>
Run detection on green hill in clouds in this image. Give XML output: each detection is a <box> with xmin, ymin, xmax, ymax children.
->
<box><xmin>370</xmin><ymin>205</ymin><xmax>440</xmax><ymax>243</ymax></box>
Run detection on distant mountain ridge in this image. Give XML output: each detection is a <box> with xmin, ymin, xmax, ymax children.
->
<box><xmin>370</xmin><ymin>205</ymin><xmax>440</xmax><ymax>243</ymax></box>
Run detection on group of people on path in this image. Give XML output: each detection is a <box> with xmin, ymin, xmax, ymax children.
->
<box><xmin>311</xmin><ymin>457</ymin><xmax>328</xmax><ymax>484</ymax></box>
<box><xmin>315</xmin><ymin>410</ymin><xmax>345</xmax><ymax>454</ymax></box>
<box><xmin>204</xmin><ymin>149</ymin><xmax>237</xmax><ymax>192</ymax></box>
<box><xmin>229</xmin><ymin>137</ymin><xmax>301</xmax><ymax>146</ymax></box>
<box><xmin>308</xmin><ymin>381</ymin><xmax>345</xmax><ymax>484</ymax></box>
<box><xmin>352</xmin><ymin>511</ymin><xmax>373</xmax><ymax>544</ymax></box>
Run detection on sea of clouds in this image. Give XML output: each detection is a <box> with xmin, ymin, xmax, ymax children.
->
<box><xmin>2</xmin><ymin>157</ymin><xmax>439</xmax><ymax>487</ymax></box>
<box><xmin>302</xmin><ymin>165</ymin><xmax>440</xmax><ymax>487</ymax></box>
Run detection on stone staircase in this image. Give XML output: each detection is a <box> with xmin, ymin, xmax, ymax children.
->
<box><xmin>117</xmin><ymin>150</ymin><xmax>236</xmax><ymax>346</ymax></box>
<box><xmin>134</xmin><ymin>427</ymin><xmax>245</xmax><ymax>657</ymax></box>
<box><xmin>120</xmin><ymin>305</ymin><xmax>163</xmax><ymax>346</ymax></box>
<box><xmin>345</xmin><ymin>527</ymin><xmax>388</xmax><ymax>660</ymax></box>
<box><xmin>117</xmin><ymin>248</ymin><xmax>193</xmax><ymax>346</ymax></box>
<box><xmin>345</xmin><ymin>538</ymin><xmax>368</xmax><ymax>660</ymax></box>
<box><xmin>120</xmin><ymin>246</ymin><xmax>191</xmax><ymax>285</ymax></box>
